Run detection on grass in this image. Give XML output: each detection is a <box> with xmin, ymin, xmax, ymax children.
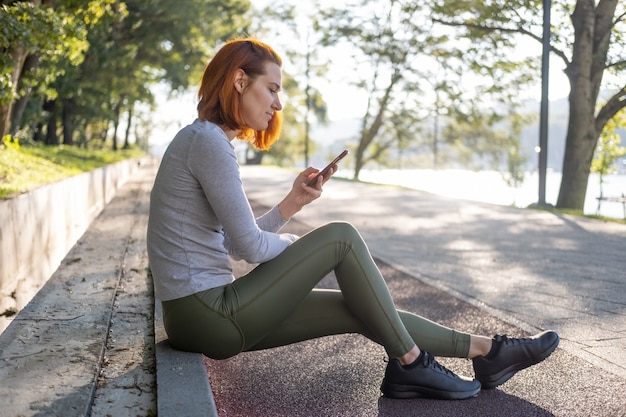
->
<box><xmin>552</xmin><ymin>207</ymin><xmax>626</xmax><ymax>224</ymax></box>
<box><xmin>0</xmin><ymin>140</ymin><xmax>146</xmax><ymax>198</ymax></box>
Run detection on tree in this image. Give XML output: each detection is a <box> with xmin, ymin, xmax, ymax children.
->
<box><xmin>2</xmin><ymin>0</ymin><xmax>252</xmax><ymax>149</ymax></box>
<box><xmin>243</xmin><ymin>2</ymin><xmax>328</xmax><ymax>167</ymax></box>
<box><xmin>55</xmin><ymin>0</ymin><xmax>251</xmax><ymax>150</ymax></box>
<box><xmin>431</xmin><ymin>0</ymin><xmax>626</xmax><ymax>211</ymax></box>
<box><xmin>0</xmin><ymin>0</ymin><xmax>100</xmax><ymax>140</ymax></box>
<box><xmin>441</xmin><ymin>111</ymin><xmax>529</xmax><ymax>171</ymax></box>
<box><xmin>314</xmin><ymin>0</ymin><xmax>432</xmax><ymax>179</ymax></box>
<box><xmin>314</xmin><ymin>0</ymin><xmax>531</xmax><ymax>180</ymax></box>
<box><xmin>591</xmin><ymin>108</ymin><xmax>626</xmax><ymax>203</ymax></box>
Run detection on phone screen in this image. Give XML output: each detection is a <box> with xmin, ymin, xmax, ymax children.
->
<box><xmin>307</xmin><ymin>149</ymin><xmax>349</xmax><ymax>186</ymax></box>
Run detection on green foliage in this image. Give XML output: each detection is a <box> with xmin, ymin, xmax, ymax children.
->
<box><xmin>246</xmin><ymin>2</ymin><xmax>328</xmax><ymax>167</ymax></box>
<box><xmin>2</xmin><ymin>0</ymin><xmax>252</xmax><ymax>148</ymax></box>
<box><xmin>0</xmin><ymin>1</ymin><xmax>107</xmax><ymax>104</ymax></box>
<box><xmin>310</xmin><ymin>0</ymin><xmax>538</xmax><ymax>178</ymax></box>
<box><xmin>440</xmin><ymin>110</ymin><xmax>529</xmax><ymax>175</ymax></box>
<box><xmin>591</xmin><ymin>109</ymin><xmax>626</xmax><ymax>188</ymax></box>
<box><xmin>314</xmin><ymin>0</ymin><xmax>447</xmax><ymax>177</ymax></box>
<box><xmin>431</xmin><ymin>0</ymin><xmax>626</xmax><ymax>211</ymax></box>
<box><xmin>0</xmin><ymin>137</ymin><xmax>144</xmax><ymax>198</ymax></box>
<box><xmin>2</xmin><ymin>134</ymin><xmax>19</xmax><ymax>150</ymax></box>
<box><xmin>94</xmin><ymin>0</ymin><xmax>250</xmax><ymax>142</ymax></box>
<box><xmin>504</xmin><ymin>147</ymin><xmax>527</xmax><ymax>189</ymax></box>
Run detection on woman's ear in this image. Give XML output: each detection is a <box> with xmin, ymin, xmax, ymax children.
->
<box><xmin>234</xmin><ymin>69</ymin><xmax>247</xmax><ymax>93</ymax></box>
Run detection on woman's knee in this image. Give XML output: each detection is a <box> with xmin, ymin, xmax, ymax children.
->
<box><xmin>316</xmin><ymin>221</ymin><xmax>361</xmax><ymax>242</ymax></box>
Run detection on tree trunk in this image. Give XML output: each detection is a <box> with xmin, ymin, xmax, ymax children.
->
<box><xmin>123</xmin><ymin>103</ymin><xmax>133</xmax><ymax>149</ymax></box>
<box><xmin>44</xmin><ymin>100</ymin><xmax>59</xmax><ymax>145</ymax></box>
<box><xmin>62</xmin><ymin>98</ymin><xmax>75</xmax><ymax>145</ymax></box>
<box><xmin>0</xmin><ymin>46</ymin><xmax>28</xmax><ymax>138</ymax></box>
<box><xmin>556</xmin><ymin>95</ymin><xmax>597</xmax><ymax>210</ymax></box>
<box><xmin>1</xmin><ymin>0</ymin><xmax>44</xmax><ymax>137</ymax></box>
<box><xmin>353</xmin><ymin>71</ymin><xmax>401</xmax><ymax>180</ymax></box>
<box><xmin>9</xmin><ymin>53</ymin><xmax>41</xmax><ymax>135</ymax></box>
<box><xmin>111</xmin><ymin>99</ymin><xmax>123</xmax><ymax>151</ymax></box>
<box><xmin>0</xmin><ymin>102</ymin><xmax>12</xmax><ymax>139</ymax></box>
<box><xmin>246</xmin><ymin>148</ymin><xmax>264</xmax><ymax>165</ymax></box>
<box><xmin>33</xmin><ymin>122</ymin><xmax>44</xmax><ymax>143</ymax></box>
<box><xmin>556</xmin><ymin>0</ymin><xmax>618</xmax><ymax>210</ymax></box>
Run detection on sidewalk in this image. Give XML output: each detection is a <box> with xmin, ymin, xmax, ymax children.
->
<box><xmin>201</xmin><ymin>165</ymin><xmax>626</xmax><ymax>417</ymax></box>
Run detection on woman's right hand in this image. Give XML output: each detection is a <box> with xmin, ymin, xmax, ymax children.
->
<box><xmin>277</xmin><ymin>166</ymin><xmax>337</xmax><ymax>220</ymax></box>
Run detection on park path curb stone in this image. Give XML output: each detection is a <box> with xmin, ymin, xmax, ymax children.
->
<box><xmin>154</xmin><ymin>300</ymin><xmax>218</xmax><ymax>417</ymax></box>
<box><xmin>89</xmin><ymin>162</ymin><xmax>157</xmax><ymax>417</ymax></box>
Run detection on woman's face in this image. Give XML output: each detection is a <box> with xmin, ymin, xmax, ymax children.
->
<box><xmin>239</xmin><ymin>62</ymin><xmax>283</xmax><ymax>131</ymax></box>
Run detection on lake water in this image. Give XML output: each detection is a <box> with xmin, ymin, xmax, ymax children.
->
<box><xmin>335</xmin><ymin>169</ymin><xmax>626</xmax><ymax>220</ymax></box>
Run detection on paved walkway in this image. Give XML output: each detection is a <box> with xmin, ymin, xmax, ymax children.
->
<box><xmin>201</xmin><ymin>165</ymin><xmax>626</xmax><ymax>417</ymax></box>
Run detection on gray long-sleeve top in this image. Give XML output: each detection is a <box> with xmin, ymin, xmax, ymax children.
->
<box><xmin>147</xmin><ymin>119</ymin><xmax>297</xmax><ymax>301</ymax></box>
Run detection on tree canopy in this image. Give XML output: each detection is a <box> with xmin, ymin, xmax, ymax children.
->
<box><xmin>314</xmin><ymin>0</ymin><xmax>537</xmax><ymax>180</ymax></box>
<box><xmin>2</xmin><ymin>0</ymin><xmax>625</xmax><ymax>213</ymax></box>
<box><xmin>430</xmin><ymin>0</ymin><xmax>626</xmax><ymax>210</ymax></box>
<box><xmin>309</xmin><ymin>0</ymin><xmax>626</xmax><ymax>211</ymax></box>
<box><xmin>1</xmin><ymin>0</ymin><xmax>250</xmax><ymax>147</ymax></box>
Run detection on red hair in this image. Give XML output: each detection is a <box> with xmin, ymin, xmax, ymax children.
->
<box><xmin>197</xmin><ymin>38</ymin><xmax>283</xmax><ymax>150</ymax></box>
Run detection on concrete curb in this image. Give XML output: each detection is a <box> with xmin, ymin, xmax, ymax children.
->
<box><xmin>154</xmin><ymin>300</ymin><xmax>218</xmax><ymax>417</ymax></box>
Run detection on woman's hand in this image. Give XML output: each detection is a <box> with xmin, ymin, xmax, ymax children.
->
<box><xmin>277</xmin><ymin>165</ymin><xmax>337</xmax><ymax>220</ymax></box>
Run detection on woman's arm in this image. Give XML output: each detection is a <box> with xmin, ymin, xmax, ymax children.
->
<box><xmin>188</xmin><ymin>125</ymin><xmax>294</xmax><ymax>264</ymax></box>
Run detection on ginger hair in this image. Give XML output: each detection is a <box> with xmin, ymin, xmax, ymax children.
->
<box><xmin>197</xmin><ymin>38</ymin><xmax>283</xmax><ymax>150</ymax></box>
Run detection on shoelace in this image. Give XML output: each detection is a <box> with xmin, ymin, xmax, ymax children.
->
<box><xmin>495</xmin><ymin>334</ymin><xmax>531</xmax><ymax>346</ymax></box>
<box><xmin>422</xmin><ymin>352</ymin><xmax>457</xmax><ymax>377</ymax></box>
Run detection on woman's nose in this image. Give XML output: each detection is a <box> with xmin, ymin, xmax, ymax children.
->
<box><xmin>273</xmin><ymin>96</ymin><xmax>283</xmax><ymax>111</ymax></box>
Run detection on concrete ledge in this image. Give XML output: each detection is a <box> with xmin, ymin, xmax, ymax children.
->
<box><xmin>154</xmin><ymin>300</ymin><xmax>218</xmax><ymax>417</ymax></box>
<box><xmin>0</xmin><ymin>158</ymin><xmax>147</xmax><ymax>334</ymax></box>
<box><xmin>0</xmin><ymin>161</ymin><xmax>157</xmax><ymax>417</ymax></box>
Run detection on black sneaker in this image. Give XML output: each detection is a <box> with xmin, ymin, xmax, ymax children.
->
<box><xmin>473</xmin><ymin>330</ymin><xmax>559</xmax><ymax>389</ymax></box>
<box><xmin>381</xmin><ymin>351</ymin><xmax>481</xmax><ymax>400</ymax></box>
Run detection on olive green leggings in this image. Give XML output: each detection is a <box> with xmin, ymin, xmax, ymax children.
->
<box><xmin>162</xmin><ymin>221</ymin><xmax>471</xmax><ymax>360</ymax></box>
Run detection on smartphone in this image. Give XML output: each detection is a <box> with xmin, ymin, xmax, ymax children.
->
<box><xmin>307</xmin><ymin>149</ymin><xmax>349</xmax><ymax>186</ymax></box>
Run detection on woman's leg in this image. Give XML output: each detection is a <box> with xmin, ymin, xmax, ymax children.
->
<box><xmin>230</xmin><ymin>221</ymin><xmax>462</xmax><ymax>357</ymax></box>
<box><xmin>247</xmin><ymin>289</ymin><xmax>470</xmax><ymax>359</ymax></box>
<box><xmin>164</xmin><ymin>221</ymin><xmax>470</xmax><ymax>359</ymax></box>
<box><xmin>163</xmin><ymin>220</ymin><xmax>558</xmax><ymax>399</ymax></box>
<box><xmin>233</xmin><ymin>221</ymin><xmax>417</xmax><ymax>358</ymax></box>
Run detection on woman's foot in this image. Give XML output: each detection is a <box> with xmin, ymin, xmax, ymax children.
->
<box><xmin>472</xmin><ymin>330</ymin><xmax>560</xmax><ymax>389</ymax></box>
<box><xmin>381</xmin><ymin>351</ymin><xmax>481</xmax><ymax>400</ymax></box>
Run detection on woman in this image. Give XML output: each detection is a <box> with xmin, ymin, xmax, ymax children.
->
<box><xmin>147</xmin><ymin>38</ymin><xmax>559</xmax><ymax>400</ymax></box>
